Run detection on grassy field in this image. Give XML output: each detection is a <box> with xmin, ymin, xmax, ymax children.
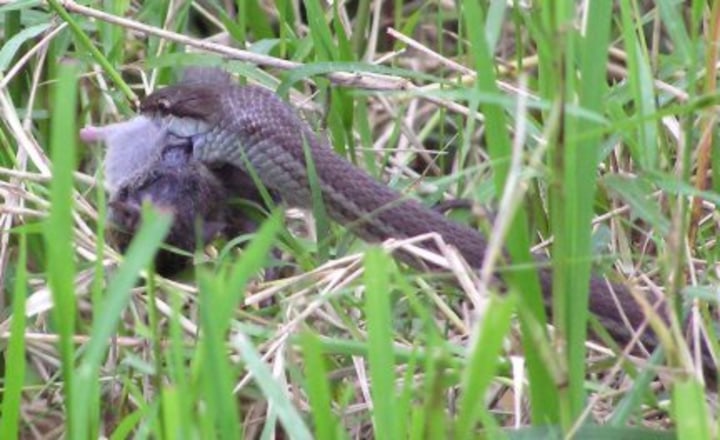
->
<box><xmin>0</xmin><ymin>0</ymin><xmax>718</xmax><ymax>438</ymax></box>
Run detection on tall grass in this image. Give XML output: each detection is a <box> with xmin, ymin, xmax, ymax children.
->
<box><xmin>0</xmin><ymin>1</ymin><xmax>717</xmax><ymax>438</ymax></box>
<box><xmin>45</xmin><ymin>61</ymin><xmax>79</xmax><ymax>438</ymax></box>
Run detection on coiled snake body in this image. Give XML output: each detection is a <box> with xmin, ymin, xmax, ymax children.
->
<box><xmin>139</xmin><ymin>69</ymin><xmax>699</xmax><ymax>374</ymax></box>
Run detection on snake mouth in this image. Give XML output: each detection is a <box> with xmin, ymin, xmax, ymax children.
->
<box><xmin>150</xmin><ymin>115</ymin><xmax>213</xmax><ymax>161</ymax></box>
<box><xmin>164</xmin><ymin>132</ymin><xmax>194</xmax><ymax>148</ymax></box>
<box><xmin>156</xmin><ymin>114</ymin><xmax>210</xmax><ymax>137</ymax></box>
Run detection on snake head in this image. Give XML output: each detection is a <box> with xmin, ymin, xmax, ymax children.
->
<box><xmin>140</xmin><ymin>84</ymin><xmax>223</xmax><ymax>122</ymax></box>
<box><xmin>140</xmin><ymin>84</ymin><xmax>219</xmax><ymax>148</ymax></box>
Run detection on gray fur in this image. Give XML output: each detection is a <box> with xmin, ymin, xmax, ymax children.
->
<box><xmin>80</xmin><ymin>116</ymin><xmax>166</xmax><ymax>192</ymax></box>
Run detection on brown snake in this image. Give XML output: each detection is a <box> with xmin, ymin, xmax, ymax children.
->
<box><xmin>138</xmin><ymin>69</ymin><xmax>712</xmax><ymax>378</ymax></box>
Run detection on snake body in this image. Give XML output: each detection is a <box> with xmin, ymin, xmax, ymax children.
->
<box><xmin>139</xmin><ymin>71</ymin><xmax>676</xmax><ymax>364</ymax></box>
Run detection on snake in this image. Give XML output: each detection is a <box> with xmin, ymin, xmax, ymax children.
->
<box><xmin>136</xmin><ymin>68</ymin><xmax>710</xmax><ymax>377</ymax></box>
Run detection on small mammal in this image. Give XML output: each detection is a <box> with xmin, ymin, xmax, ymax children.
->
<box><xmin>81</xmin><ymin>116</ymin><xmax>275</xmax><ymax>276</ymax></box>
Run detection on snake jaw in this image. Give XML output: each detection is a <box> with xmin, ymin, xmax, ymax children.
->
<box><xmin>148</xmin><ymin>114</ymin><xmax>211</xmax><ymax>158</ymax></box>
<box><xmin>155</xmin><ymin>114</ymin><xmax>209</xmax><ymax>137</ymax></box>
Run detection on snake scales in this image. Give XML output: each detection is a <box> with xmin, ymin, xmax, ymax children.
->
<box><xmin>133</xmin><ymin>68</ymin><xmax>711</xmax><ymax>377</ymax></box>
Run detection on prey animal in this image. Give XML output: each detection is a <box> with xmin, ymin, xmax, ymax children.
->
<box><xmin>81</xmin><ymin>107</ymin><xmax>276</xmax><ymax>276</ymax></box>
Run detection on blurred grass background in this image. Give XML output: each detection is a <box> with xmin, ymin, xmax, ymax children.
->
<box><xmin>0</xmin><ymin>0</ymin><xmax>718</xmax><ymax>438</ymax></box>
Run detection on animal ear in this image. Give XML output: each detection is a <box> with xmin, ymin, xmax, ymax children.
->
<box><xmin>181</xmin><ymin>67</ymin><xmax>232</xmax><ymax>85</ymax></box>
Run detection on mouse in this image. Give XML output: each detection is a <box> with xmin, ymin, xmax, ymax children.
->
<box><xmin>81</xmin><ymin>116</ymin><xmax>281</xmax><ymax>276</ymax></box>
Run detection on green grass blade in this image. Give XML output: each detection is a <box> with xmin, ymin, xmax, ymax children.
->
<box><xmin>197</xmin><ymin>270</ymin><xmax>242</xmax><ymax>440</ymax></box>
<box><xmin>232</xmin><ymin>332</ymin><xmax>314</xmax><ymax>440</ymax></box>
<box><xmin>245</xmin><ymin>0</ymin><xmax>275</xmax><ymax>40</ymax></box>
<box><xmin>396</xmin><ymin>348</ymin><xmax>419</xmax><ymax>438</ymax></box>
<box><xmin>455</xmin><ymin>294</ymin><xmax>515</xmax><ymax>439</ymax></box>
<box><xmin>560</xmin><ymin>0</ymin><xmax>612</xmax><ymax>420</ymax></box>
<box><xmin>673</xmin><ymin>379</ymin><xmax>711</xmax><ymax>440</ymax></box>
<box><xmin>602</xmin><ymin>174</ymin><xmax>671</xmax><ymax>235</ymax></box>
<box><xmin>198</xmin><ymin>211</ymin><xmax>282</xmax><ymax>439</ymax></box>
<box><xmin>609</xmin><ymin>350</ymin><xmax>666</xmax><ymax>425</ymax></box>
<box><xmin>460</xmin><ymin>0</ymin><xmax>554</xmax><ymax>423</ymax></box>
<box><xmin>45</xmin><ymin>61</ymin><xmax>79</xmax><ymax>439</ymax></box>
<box><xmin>618</xmin><ymin>0</ymin><xmax>659</xmax><ymax>169</ymax></box>
<box><xmin>657</xmin><ymin>0</ymin><xmax>692</xmax><ymax>64</ymax></box>
<box><xmin>0</xmin><ymin>22</ymin><xmax>50</xmax><ymax>71</ymax></box>
<box><xmin>164</xmin><ymin>287</ymin><xmax>193</xmax><ymax>437</ymax></box>
<box><xmin>0</xmin><ymin>232</ymin><xmax>27</xmax><ymax>440</ymax></box>
<box><xmin>98</xmin><ymin>1</ymin><xmax>129</xmax><ymax>64</ymax></box>
<box><xmin>73</xmin><ymin>207</ymin><xmax>173</xmax><ymax>438</ymax></box>
<box><xmin>300</xmin><ymin>331</ymin><xmax>340</xmax><ymax>440</ymax></box>
<box><xmin>160</xmin><ymin>385</ymin><xmax>182</xmax><ymax>439</ymax></box>
<box><xmin>302</xmin><ymin>136</ymin><xmax>331</xmax><ymax>261</ymax></box>
<box><xmin>110</xmin><ymin>409</ymin><xmax>144</xmax><ymax>440</ymax></box>
<box><xmin>502</xmin><ymin>425</ymin><xmax>676</xmax><ymax>439</ymax></box>
<box><xmin>225</xmin><ymin>210</ymin><xmax>283</xmax><ymax>323</ymax></box>
<box><xmin>363</xmin><ymin>248</ymin><xmax>400</xmax><ymax>439</ymax></box>
<box><xmin>302</xmin><ymin>0</ymin><xmax>339</xmax><ymax>61</ymax></box>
